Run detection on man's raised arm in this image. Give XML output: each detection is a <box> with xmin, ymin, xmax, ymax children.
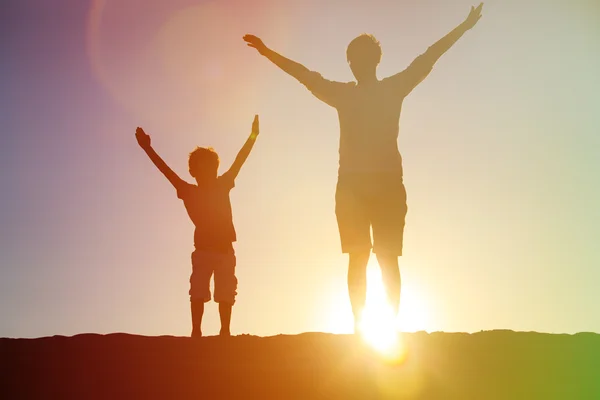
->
<box><xmin>243</xmin><ymin>35</ymin><xmax>313</xmax><ymax>83</ymax></box>
<box><xmin>422</xmin><ymin>3</ymin><xmax>483</xmax><ymax>67</ymax></box>
<box><xmin>243</xmin><ymin>35</ymin><xmax>347</xmax><ymax>107</ymax></box>
<box><xmin>390</xmin><ymin>3</ymin><xmax>483</xmax><ymax>93</ymax></box>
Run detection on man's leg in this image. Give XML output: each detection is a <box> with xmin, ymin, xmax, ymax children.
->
<box><xmin>348</xmin><ymin>250</ymin><xmax>370</xmax><ymax>332</ymax></box>
<box><xmin>376</xmin><ymin>252</ymin><xmax>400</xmax><ymax>315</ymax></box>
<box><xmin>336</xmin><ymin>176</ymin><xmax>372</xmax><ymax>333</ymax></box>
<box><xmin>191</xmin><ymin>300</ymin><xmax>204</xmax><ymax>338</ymax></box>
<box><xmin>371</xmin><ymin>173</ymin><xmax>407</xmax><ymax>318</ymax></box>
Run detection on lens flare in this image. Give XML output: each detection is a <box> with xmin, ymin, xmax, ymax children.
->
<box><xmin>357</xmin><ymin>265</ymin><xmax>407</xmax><ymax>363</ymax></box>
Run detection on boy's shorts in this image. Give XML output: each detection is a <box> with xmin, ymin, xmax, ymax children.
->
<box><xmin>189</xmin><ymin>250</ymin><xmax>237</xmax><ymax>304</ymax></box>
<box><xmin>335</xmin><ymin>172</ymin><xmax>407</xmax><ymax>256</ymax></box>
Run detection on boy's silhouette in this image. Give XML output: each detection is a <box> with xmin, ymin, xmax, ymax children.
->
<box><xmin>135</xmin><ymin>115</ymin><xmax>260</xmax><ymax>337</ymax></box>
<box><xmin>244</xmin><ymin>4</ymin><xmax>483</xmax><ymax>331</ymax></box>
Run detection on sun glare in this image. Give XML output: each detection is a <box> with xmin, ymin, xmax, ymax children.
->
<box><xmin>326</xmin><ymin>258</ymin><xmax>432</xmax><ymax>342</ymax></box>
<box><xmin>356</xmin><ymin>259</ymin><xmax>432</xmax><ymax>362</ymax></box>
<box><xmin>357</xmin><ymin>264</ymin><xmax>404</xmax><ymax>359</ymax></box>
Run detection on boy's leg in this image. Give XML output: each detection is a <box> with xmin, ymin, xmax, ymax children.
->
<box><xmin>189</xmin><ymin>251</ymin><xmax>214</xmax><ymax>337</ymax></box>
<box><xmin>191</xmin><ymin>300</ymin><xmax>205</xmax><ymax>337</ymax></box>
<box><xmin>218</xmin><ymin>303</ymin><xmax>233</xmax><ymax>336</ymax></box>
<box><xmin>213</xmin><ymin>252</ymin><xmax>237</xmax><ymax>337</ymax></box>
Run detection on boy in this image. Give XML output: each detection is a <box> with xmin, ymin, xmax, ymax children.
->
<box><xmin>135</xmin><ymin>115</ymin><xmax>260</xmax><ymax>337</ymax></box>
<box><xmin>244</xmin><ymin>4</ymin><xmax>483</xmax><ymax>331</ymax></box>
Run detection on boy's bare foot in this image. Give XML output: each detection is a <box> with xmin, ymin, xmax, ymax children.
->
<box><xmin>191</xmin><ymin>329</ymin><xmax>202</xmax><ymax>338</ymax></box>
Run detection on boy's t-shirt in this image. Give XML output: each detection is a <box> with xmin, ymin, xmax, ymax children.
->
<box><xmin>176</xmin><ymin>173</ymin><xmax>236</xmax><ymax>253</ymax></box>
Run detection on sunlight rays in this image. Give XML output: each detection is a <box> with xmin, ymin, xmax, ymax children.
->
<box><xmin>358</xmin><ymin>264</ymin><xmax>404</xmax><ymax>360</ymax></box>
<box><xmin>355</xmin><ymin>259</ymin><xmax>431</xmax><ymax>362</ymax></box>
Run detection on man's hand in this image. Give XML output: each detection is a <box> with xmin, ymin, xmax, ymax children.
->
<box><xmin>251</xmin><ymin>114</ymin><xmax>259</xmax><ymax>139</ymax></box>
<box><xmin>135</xmin><ymin>127</ymin><xmax>151</xmax><ymax>149</ymax></box>
<box><xmin>463</xmin><ymin>3</ymin><xmax>483</xmax><ymax>30</ymax></box>
<box><xmin>243</xmin><ymin>35</ymin><xmax>268</xmax><ymax>55</ymax></box>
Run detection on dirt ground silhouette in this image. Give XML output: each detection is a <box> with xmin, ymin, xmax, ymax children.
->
<box><xmin>2</xmin><ymin>330</ymin><xmax>599</xmax><ymax>399</ymax></box>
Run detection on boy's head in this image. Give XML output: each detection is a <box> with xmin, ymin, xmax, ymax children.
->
<box><xmin>189</xmin><ymin>146</ymin><xmax>219</xmax><ymax>180</ymax></box>
<box><xmin>346</xmin><ymin>34</ymin><xmax>382</xmax><ymax>81</ymax></box>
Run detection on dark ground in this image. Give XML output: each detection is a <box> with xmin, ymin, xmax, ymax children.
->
<box><xmin>1</xmin><ymin>330</ymin><xmax>599</xmax><ymax>399</ymax></box>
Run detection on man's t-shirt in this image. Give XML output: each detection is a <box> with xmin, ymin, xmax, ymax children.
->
<box><xmin>176</xmin><ymin>173</ymin><xmax>236</xmax><ymax>253</ymax></box>
<box><xmin>299</xmin><ymin>54</ymin><xmax>433</xmax><ymax>175</ymax></box>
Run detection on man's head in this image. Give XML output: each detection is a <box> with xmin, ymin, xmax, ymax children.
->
<box><xmin>346</xmin><ymin>34</ymin><xmax>382</xmax><ymax>81</ymax></box>
<box><xmin>189</xmin><ymin>146</ymin><xmax>219</xmax><ymax>181</ymax></box>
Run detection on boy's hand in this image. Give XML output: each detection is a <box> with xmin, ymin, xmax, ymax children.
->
<box><xmin>135</xmin><ymin>127</ymin><xmax>151</xmax><ymax>149</ymax></box>
<box><xmin>243</xmin><ymin>35</ymin><xmax>268</xmax><ymax>55</ymax></box>
<box><xmin>463</xmin><ymin>3</ymin><xmax>483</xmax><ymax>30</ymax></box>
<box><xmin>251</xmin><ymin>115</ymin><xmax>259</xmax><ymax>138</ymax></box>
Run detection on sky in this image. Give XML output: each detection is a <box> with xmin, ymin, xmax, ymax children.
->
<box><xmin>1</xmin><ymin>0</ymin><xmax>599</xmax><ymax>338</ymax></box>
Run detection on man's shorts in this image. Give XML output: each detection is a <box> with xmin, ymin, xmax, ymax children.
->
<box><xmin>189</xmin><ymin>250</ymin><xmax>237</xmax><ymax>304</ymax></box>
<box><xmin>335</xmin><ymin>172</ymin><xmax>407</xmax><ymax>256</ymax></box>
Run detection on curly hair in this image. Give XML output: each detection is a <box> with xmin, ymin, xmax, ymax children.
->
<box><xmin>188</xmin><ymin>146</ymin><xmax>220</xmax><ymax>178</ymax></box>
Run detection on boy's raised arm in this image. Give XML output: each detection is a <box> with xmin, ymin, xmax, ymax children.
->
<box><xmin>135</xmin><ymin>127</ymin><xmax>187</xmax><ymax>191</ymax></box>
<box><xmin>224</xmin><ymin>115</ymin><xmax>260</xmax><ymax>181</ymax></box>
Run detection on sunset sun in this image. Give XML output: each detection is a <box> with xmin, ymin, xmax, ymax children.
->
<box><xmin>357</xmin><ymin>262</ymin><xmax>404</xmax><ymax>359</ymax></box>
<box><xmin>326</xmin><ymin>258</ymin><xmax>432</xmax><ymax>359</ymax></box>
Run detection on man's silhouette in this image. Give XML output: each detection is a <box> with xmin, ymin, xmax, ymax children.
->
<box><xmin>135</xmin><ymin>116</ymin><xmax>260</xmax><ymax>337</ymax></box>
<box><xmin>244</xmin><ymin>4</ymin><xmax>483</xmax><ymax>331</ymax></box>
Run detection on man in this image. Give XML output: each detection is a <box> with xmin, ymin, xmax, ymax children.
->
<box><xmin>244</xmin><ymin>4</ymin><xmax>483</xmax><ymax>331</ymax></box>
